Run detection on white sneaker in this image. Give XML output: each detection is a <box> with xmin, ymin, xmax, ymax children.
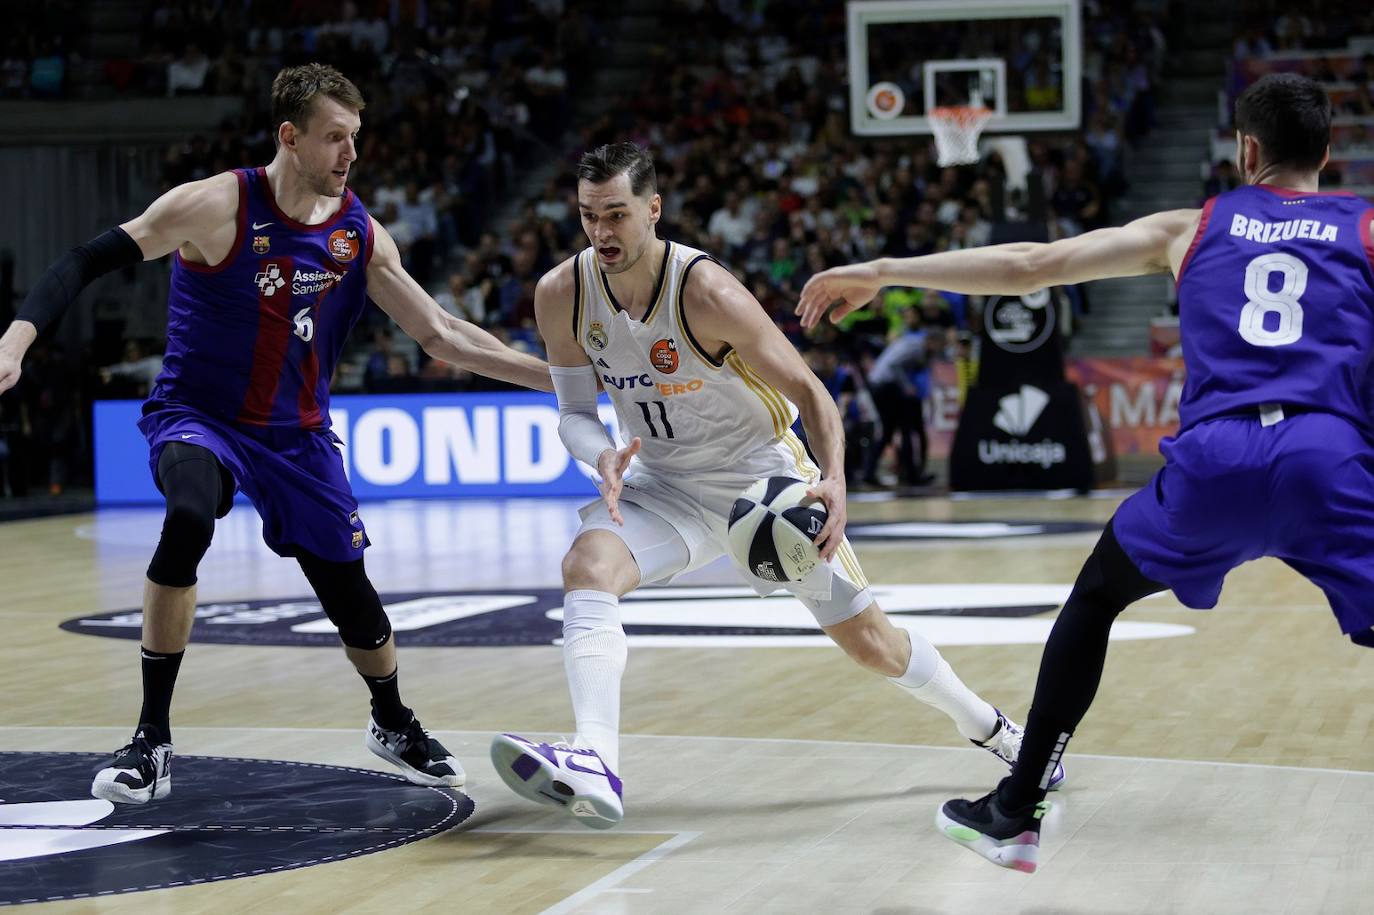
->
<box><xmin>976</xmin><ymin>710</ymin><xmax>1066</xmax><ymax>791</ymax></box>
<box><xmin>490</xmin><ymin>733</ymin><xmax>624</xmax><ymax>829</ymax></box>
<box><xmin>92</xmin><ymin>726</ymin><xmax>172</xmax><ymax>805</ymax></box>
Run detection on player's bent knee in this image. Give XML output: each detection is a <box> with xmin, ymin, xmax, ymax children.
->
<box><xmin>146</xmin><ymin>502</ymin><xmax>216</xmax><ymax>588</ymax></box>
<box><xmin>297</xmin><ymin>552</ymin><xmax>392</xmax><ymax>651</ymax></box>
<box><xmin>561</xmin><ymin>532</ymin><xmax>637</xmax><ymax>593</ymax></box>
<box><xmin>333</xmin><ymin>608</ymin><xmax>392</xmax><ymax>651</ymax></box>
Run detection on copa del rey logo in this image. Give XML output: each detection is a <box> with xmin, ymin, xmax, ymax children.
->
<box><xmin>980</xmin><ymin>384</ymin><xmax>1067</xmax><ymax>468</ymax></box>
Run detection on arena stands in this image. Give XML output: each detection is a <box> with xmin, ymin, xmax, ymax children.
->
<box><xmin>1</xmin><ymin>0</ymin><xmax>1171</xmax><ymax>495</ymax></box>
<box><xmin>1218</xmin><ymin>6</ymin><xmax>1374</xmax><ymax>197</ymax></box>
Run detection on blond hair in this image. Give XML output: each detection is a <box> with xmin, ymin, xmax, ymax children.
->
<box><xmin>270</xmin><ymin>64</ymin><xmax>366</xmax><ymax>141</ymax></box>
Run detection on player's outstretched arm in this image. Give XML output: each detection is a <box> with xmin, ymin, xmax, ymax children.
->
<box><xmin>688</xmin><ymin>260</ymin><xmax>848</xmax><ymax>560</ymax></box>
<box><xmin>797</xmin><ymin>208</ymin><xmax>1200</xmax><ymax>329</ymax></box>
<box><xmin>533</xmin><ymin>258</ymin><xmax>638</xmax><ymax>524</ymax></box>
<box><xmin>0</xmin><ymin>173</ymin><xmax>237</xmax><ymax>394</ymax></box>
<box><xmin>366</xmin><ymin>218</ymin><xmax>553</xmax><ymax>392</ymax></box>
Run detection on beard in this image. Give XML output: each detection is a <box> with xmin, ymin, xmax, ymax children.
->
<box><xmin>298</xmin><ymin>160</ymin><xmax>345</xmax><ymax>198</ymax></box>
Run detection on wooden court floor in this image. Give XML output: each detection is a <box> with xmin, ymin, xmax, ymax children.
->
<box><xmin>4</xmin><ymin>492</ymin><xmax>1374</xmax><ymax>913</ymax></box>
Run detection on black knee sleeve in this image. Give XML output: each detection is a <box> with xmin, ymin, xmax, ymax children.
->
<box><xmin>146</xmin><ymin>443</ymin><xmax>228</xmax><ymax>588</ymax></box>
<box><xmin>1066</xmin><ymin>519</ymin><xmax>1165</xmax><ymax>619</ymax></box>
<box><xmin>297</xmin><ymin>552</ymin><xmax>392</xmax><ymax>650</ymax></box>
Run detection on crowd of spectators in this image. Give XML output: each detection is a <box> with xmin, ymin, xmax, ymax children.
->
<box><xmin>4</xmin><ymin>1</ymin><xmax>590</xmax><ymax>493</ymax></box>
<box><xmin>1230</xmin><ymin>2</ymin><xmax>1374</xmax><ymax>56</ymax></box>
<box><xmin>375</xmin><ymin>0</ymin><xmax>1163</xmax><ymax>484</ymax></box>
<box><xmin>1221</xmin><ymin>5</ymin><xmax>1374</xmax><ymax>198</ymax></box>
<box><xmin>3</xmin><ymin>0</ymin><xmax>1165</xmax><ymax>494</ymax></box>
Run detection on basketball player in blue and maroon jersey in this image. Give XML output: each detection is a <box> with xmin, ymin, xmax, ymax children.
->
<box><xmin>799</xmin><ymin>73</ymin><xmax>1374</xmax><ymax>871</ymax></box>
<box><xmin>0</xmin><ymin>64</ymin><xmax>551</xmax><ymax>804</ymax></box>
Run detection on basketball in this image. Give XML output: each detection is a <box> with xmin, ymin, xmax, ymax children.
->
<box><xmin>727</xmin><ymin>476</ymin><xmax>828</xmax><ymax>584</ymax></box>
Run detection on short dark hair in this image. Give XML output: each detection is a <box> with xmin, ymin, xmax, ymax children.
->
<box><xmin>576</xmin><ymin>142</ymin><xmax>657</xmax><ymax>197</ymax></box>
<box><xmin>271</xmin><ymin>64</ymin><xmax>366</xmax><ymax>140</ymax></box>
<box><xmin>1234</xmin><ymin>73</ymin><xmax>1331</xmax><ymax>172</ymax></box>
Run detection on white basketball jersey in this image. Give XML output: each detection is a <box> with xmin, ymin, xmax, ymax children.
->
<box><xmin>573</xmin><ymin>240</ymin><xmax>800</xmax><ymax>475</ymax></box>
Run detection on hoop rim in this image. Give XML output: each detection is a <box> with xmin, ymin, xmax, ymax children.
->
<box><xmin>928</xmin><ymin>105</ymin><xmax>995</xmax><ymax>124</ymax></box>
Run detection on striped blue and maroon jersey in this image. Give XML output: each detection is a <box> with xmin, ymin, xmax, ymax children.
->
<box><xmin>1175</xmin><ymin>183</ymin><xmax>1374</xmax><ymax>431</ymax></box>
<box><xmin>148</xmin><ymin>167</ymin><xmax>373</xmax><ymax>429</ymax></box>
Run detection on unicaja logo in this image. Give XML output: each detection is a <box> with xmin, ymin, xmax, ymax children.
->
<box><xmin>993</xmin><ymin>385</ymin><xmax>1049</xmax><ymax>436</ymax></box>
<box><xmin>980</xmin><ymin>384</ymin><xmax>1067</xmax><ymax>468</ymax></box>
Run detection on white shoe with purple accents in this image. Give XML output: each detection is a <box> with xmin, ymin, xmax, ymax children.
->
<box><xmin>490</xmin><ymin>733</ymin><xmax>624</xmax><ymax>829</ymax></box>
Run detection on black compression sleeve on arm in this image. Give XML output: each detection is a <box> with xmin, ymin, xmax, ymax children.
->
<box><xmin>16</xmin><ymin>226</ymin><xmax>144</xmax><ymax>334</ymax></box>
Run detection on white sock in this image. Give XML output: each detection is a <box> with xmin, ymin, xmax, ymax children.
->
<box><xmin>562</xmin><ymin>589</ymin><xmax>626</xmax><ymax>773</ymax></box>
<box><xmin>888</xmin><ymin>632</ymin><xmax>998</xmax><ymax>742</ymax></box>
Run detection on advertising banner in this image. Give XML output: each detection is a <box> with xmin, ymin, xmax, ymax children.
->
<box><xmin>94</xmin><ymin>392</ymin><xmax>612</xmax><ymax>504</ymax></box>
<box><xmin>95</xmin><ymin>357</ymin><xmax>1185</xmax><ymax>504</ymax></box>
<box><xmin>1066</xmin><ymin>356</ymin><xmax>1185</xmax><ymax>456</ymax></box>
<box><xmin>926</xmin><ymin>356</ymin><xmax>1183</xmax><ymax>461</ymax></box>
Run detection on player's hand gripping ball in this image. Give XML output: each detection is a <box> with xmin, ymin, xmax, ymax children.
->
<box><xmin>728</xmin><ymin>476</ymin><xmax>828</xmax><ymax>584</ymax></box>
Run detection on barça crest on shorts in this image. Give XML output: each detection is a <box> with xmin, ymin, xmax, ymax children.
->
<box><xmin>651</xmin><ymin>338</ymin><xmax>679</xmax><ymax>374</ymax></box>
<box><xmin>252</xmin><ymin>235</ymin><xmax>270</xmax><ymax>254</ymax></box>
<box><xmin>352</xmin><ymin>530</ymin><xmax>364</xmax><ymax>548</ymax></box>
<box><xmin>587</xmin><ymin>322</ymin><xmax>609</xmax><ymax>351</ymax></box>
<box><xmin>328</xmin><ymin>228</ymin><xmax>362</xmax><ymax>264</ymax></box>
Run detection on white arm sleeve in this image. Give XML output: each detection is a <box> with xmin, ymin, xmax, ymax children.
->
<box><xmin>551</xmin><ymin>363</ymin><xmax>616</xmax><ymax>467</ymax></box>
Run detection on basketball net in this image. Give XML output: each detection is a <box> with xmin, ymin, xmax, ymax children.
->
<box><xmin>929</xmin><ymin>105</ymin><xmax>992</xmax><ymax>167</ymax></box>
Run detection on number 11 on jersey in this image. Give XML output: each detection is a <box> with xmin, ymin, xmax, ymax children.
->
<box><xmin>636</xmin><ymin>400</ymin><xmax>674</xmax><ymax>439</ymax></box>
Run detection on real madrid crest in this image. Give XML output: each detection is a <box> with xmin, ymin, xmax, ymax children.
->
<box><xmin>587</xmin><ymin>321</ymin><xmax>609</xmax><ymax>351</ymax></box>
<box><xmin>252</xmin><ymin>235</ymin><xmax>271</xmax><ymax>254</ymax></box>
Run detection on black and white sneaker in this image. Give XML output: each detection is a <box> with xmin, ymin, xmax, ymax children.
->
<box><xmin>937</xmin><ymin>781</ymin><xmax>1050</xmax><ymax>873</ymax></box>
<box><xmin>91</xmin><ymin>725</ymin><xmax>172</xmax><ymax>805</ymax></box>
<box><xmin>365</xmin><ymin>714</ymin><xmax>465</xmax><ymax>788</ymax></box>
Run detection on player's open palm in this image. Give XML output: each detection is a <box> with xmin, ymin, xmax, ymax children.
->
<box><xmin>797</xmin><ymin>263</ymin><xmax>883</xmax><ymax>329</ymax></box>
<box><xmin>596</xmin><ymin>437</ymin><xmax>642</xmax><ymax>526</ymax></box>
<box><xmin>0</xmin><ymin>352</ymin><xmax>20</xmax><ymax>395</ymax></box>
<box><xmin>806</xmin><ymin>476</ymin><xmax>848</xmax><ymax>561</ymax></box>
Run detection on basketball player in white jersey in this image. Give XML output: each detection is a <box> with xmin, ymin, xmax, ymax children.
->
<box><xmin>490</xmin><ymin>143</ymin><xmax>1062</xmax><ymax>828</ymax></box>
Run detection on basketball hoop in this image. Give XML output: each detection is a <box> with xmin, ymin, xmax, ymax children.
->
<box><xmin>928</xmin><ymin>105</ymin><xmax>993</xmax><ymax>167</ymax></box>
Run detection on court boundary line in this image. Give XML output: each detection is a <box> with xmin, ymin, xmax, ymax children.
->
<box><xmin>3</xmin><ymin>726</ymin><xmax>1372</xmax><ymax>778</ymax></box>
<box><xmin>519</xmin><ymin>830</ymin><xmax>701</xmax><ymax>915</ymax></box>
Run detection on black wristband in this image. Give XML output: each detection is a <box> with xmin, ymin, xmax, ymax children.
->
<box><xmin>17</xmin><ymin>226</ymin><xmax>144</xmax><ymax>334</ymax></box>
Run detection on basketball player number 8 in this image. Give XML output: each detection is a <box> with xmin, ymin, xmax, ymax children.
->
<box><xmin>1238</xmin><ymin>253</ymin><xmax>1306</xmax><ymax>347</ymax></box>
